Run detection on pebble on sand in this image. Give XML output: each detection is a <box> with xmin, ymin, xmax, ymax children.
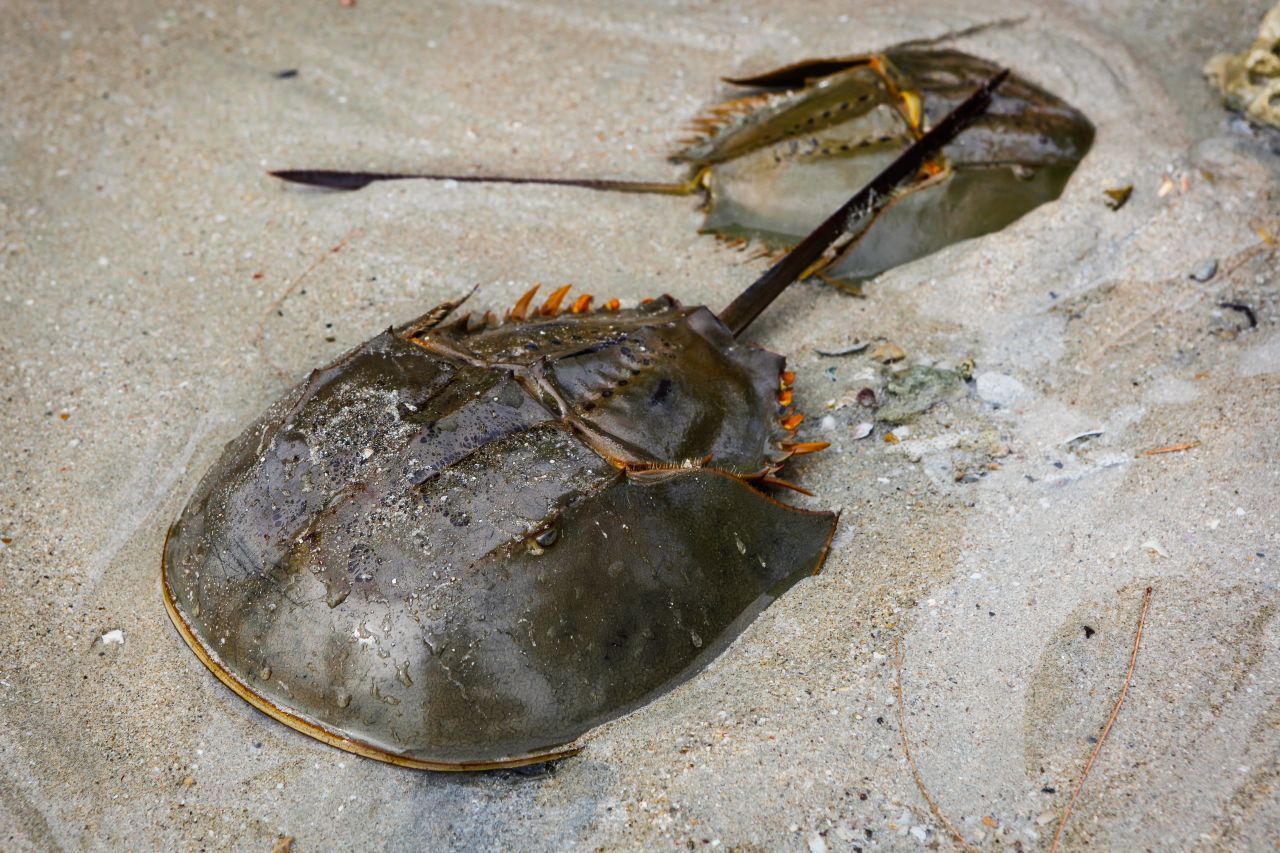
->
<box><xmin>871</xmin><ymin>341</ymin><xmax>906</xmax><ymax>364</ymax></box>
<box><xmin>975</xmin><ymin>372</ymin><xmax>1027</xmax><ymax>408</ymax></box>
<box><xmin>1190</xmin><ymin>258</ymin><xmax>1218</xmax><ymax>282</ymax></box>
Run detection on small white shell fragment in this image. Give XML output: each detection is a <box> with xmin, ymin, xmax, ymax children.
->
<box><xmin>1063</xmin><ymin>428</ymin><xmax>1104</xmax><ymax>446</ymax></box>
<box><xmin>100</xmin><ymin>629</ymin><xmax>125</xmax><ymax>645</ymax></box>
<box><xmin>815</xmin><ymin>341</ymin><xmax>869</xmax><ymax>357</ymax></box>
<box><xmin>852</xmin><ymin>422</ymin><xmax>874</xmax><ymax>439</ymax></box>
<box><xmin>1141</xmin><ymin>539</ymin><xmax>1170</xmax><ymax>558</ymax></box>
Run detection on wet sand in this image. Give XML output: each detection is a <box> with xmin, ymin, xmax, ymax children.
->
<box><xmin>2</xmin><ymin>1</ymin><xmax>1277</xmax><ymax>848</ymax></box>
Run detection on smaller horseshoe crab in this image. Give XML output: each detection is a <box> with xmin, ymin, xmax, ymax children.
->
<box><xmin>162</xmin><ymin>73</ymin><xmax>1006</xmax><ymax>769</ymax></box>
<box><xmin>272</xmin><ymin>47</ymin><xmax>1092</xmax><ymax>290</ymax></box>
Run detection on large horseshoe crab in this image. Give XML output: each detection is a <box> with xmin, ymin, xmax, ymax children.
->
<box><xmin>272</xmin><ymin>47</ymin><xmax>1092</xmax><ymax>290</ymax></box>
<box><xmin>162</xmin><ymin>73</ymin><xmax>1006</xmax><ymax>770</ymax></box>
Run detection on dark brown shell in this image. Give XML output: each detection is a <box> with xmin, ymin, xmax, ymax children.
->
<box><xmin>162</xmin><ymin>291</ymin><xmax>837</xmax><ymax>769</ymax></box>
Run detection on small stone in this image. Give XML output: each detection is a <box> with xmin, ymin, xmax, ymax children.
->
<box><xmin>871</xmin><ymin>341</ymin><xmax>905</xmax><ymax>363</ymax></box>
<box><xmin>100</xmin><ymin>629</ymin><xmax>125</xmax><ymax>646</ymax></box>
<box><xmin>1036</xmin><ymin>810</ymin><xmax>1058</xmax><ymax>826</ymax></box>
<box><xmin>975</xmin><ymin>372</ymin><xmax>1026</xmax><ymax>408</ymax></box>
<box><xmin>820</xmin><ymin>415</ymin><xmax>837</xmax><ymax>432</ymax></box>
<box><xmin>1103</xmin><ymin>185</ymin><xmax>1133</xmax><ymax>210</ymax></box>
<box><xmin>1190</xmin><ymin>258</ymin><xmax>1218</xmax><ymax>282</ymax></box>
<box><xmin>807</xmin><ymin>832</ymin><xmax>828</xmax><ymax>853</ymax></box>
<box><xmin>909</xmin><ymin>825</ymin><xmax>930</xmax><ymax>842</ymax></box>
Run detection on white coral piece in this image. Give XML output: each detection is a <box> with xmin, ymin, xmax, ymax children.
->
<box><xmin>1205</xmin><ymin>3</ymin><xmax>1280</xmax><ymax>128</ymax></box>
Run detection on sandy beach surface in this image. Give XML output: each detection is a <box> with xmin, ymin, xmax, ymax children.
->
<box><xmin>2</xmin><ymin>0</ymin><xmax>1277</xmax><ymax>849</ymax></box>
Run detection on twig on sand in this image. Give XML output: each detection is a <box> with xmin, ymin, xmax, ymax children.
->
<box><xmin>894</xmin><ymin>637</ymin><xmax>975</xmax><ymax>851</ymax></box>
<box><xmin>896</xmin><ymin>16</ymin><xmax>1029</xmax><ymax>48</ymax></box>
<box><xmin>1050</xmin><ymin>585</ymin><xmax>1154</xmax><ymax>852</ymax></box>
<box><xmin>1140</xmin><ymin>441</ymin><xmax>1200</xmax><ymax>457</ymax></box>
<box><xmin>256</xmin><ymin>228</ymin><xmax>361</xmax><ymax>379</ymax></box>
<box><xmin>1221</xmin><ymin>240</ymin><xmax>1272</xmax><ymax>276</ymax></box>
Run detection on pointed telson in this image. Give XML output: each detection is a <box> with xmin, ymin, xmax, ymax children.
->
<box><xmin>716</xmin><ymin>69</ymin><xmax>1008</xmax><ymax>337</ymax></box>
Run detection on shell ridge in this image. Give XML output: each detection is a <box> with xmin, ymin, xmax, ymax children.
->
<box><xmin>529</xmin><ymin>306</ymin><xmax>787</xmax><ymax>474</ymax></box>
<box><xmin>272</xmin><ymin>331</ymin><xmax>401</xmax><ymax>432</ymax></box>
<box><xmin>451</xmin><ymin>463</ymin><xmax>627</xmax><ymax>580</ymax></box>
<box><xmin>283</xmin><ymin>373</ymin><xmax>501</xmax><ymax>546</ymax></box>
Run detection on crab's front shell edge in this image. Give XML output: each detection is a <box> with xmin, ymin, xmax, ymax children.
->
<box><xmin>159</xmin><ymin>526</ymin><xmax>584</xmax><ymax>772</ymax></box>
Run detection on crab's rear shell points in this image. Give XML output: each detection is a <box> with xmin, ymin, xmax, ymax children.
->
<box><xmin>162</xmin><ymin>291</ymin><xmax>837</xmax><ymax>768</ymax></box>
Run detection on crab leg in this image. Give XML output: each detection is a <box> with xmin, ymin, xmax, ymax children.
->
<box><xmin>716</xmin><ymin>68</ymin><xmax>1007</xmax><ymax>337</ymax></box>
